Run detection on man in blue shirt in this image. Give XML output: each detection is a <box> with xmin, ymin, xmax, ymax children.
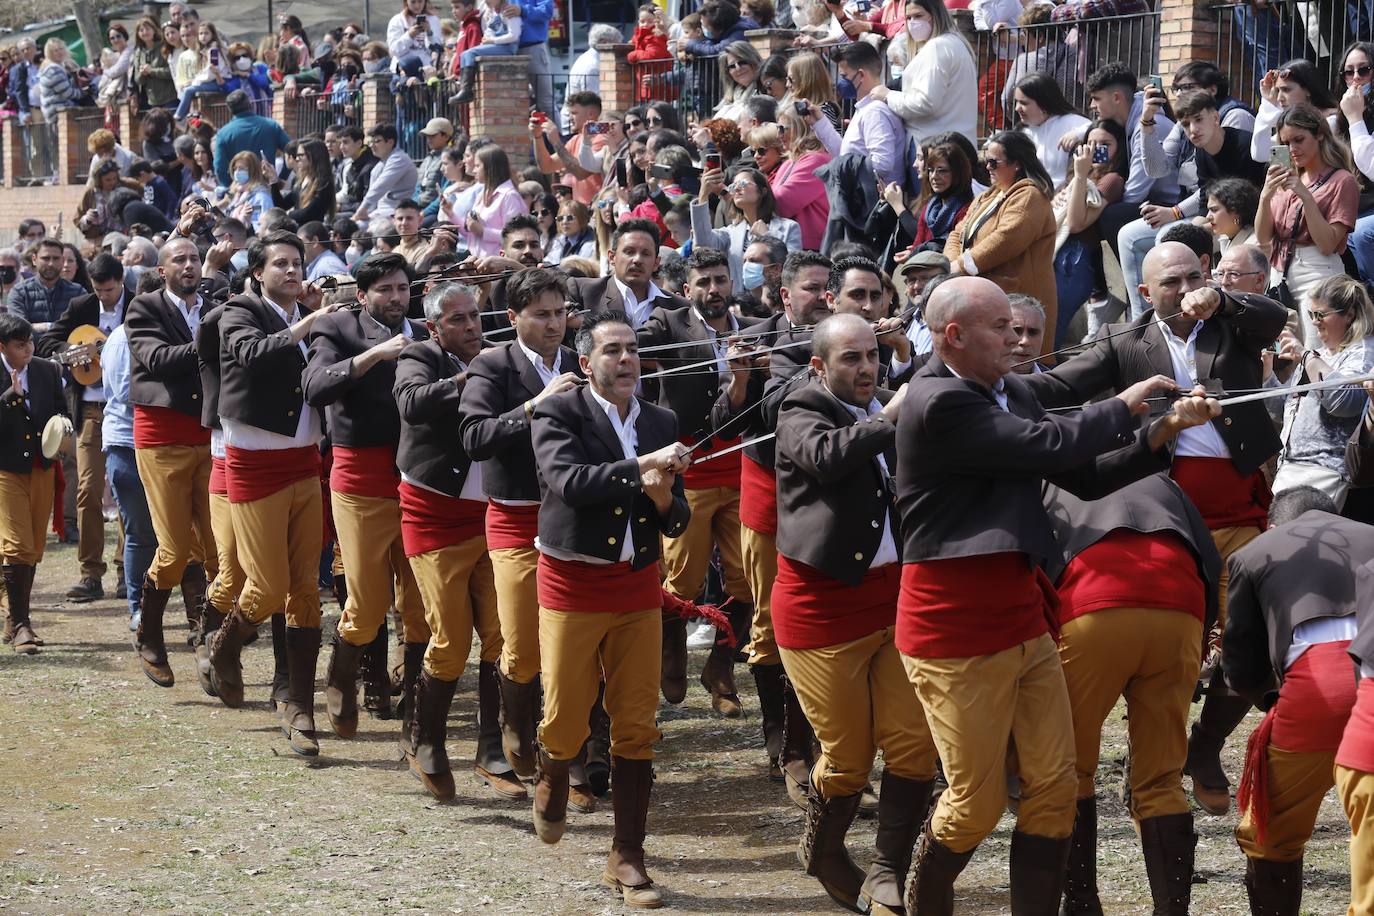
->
<box><xmin>508</xmin><ymin>0</ymin><xmax>555</xmax><ymax>118</ymax></box>
<box><xmin>212</xmin><ymin>90</ymin><xmax>290</xmax><ymax>189</ymax></box>
<box><xmin>101</xmin><ymin>322</ymin><xmax>155</xmax><ymax>632</ymax></box>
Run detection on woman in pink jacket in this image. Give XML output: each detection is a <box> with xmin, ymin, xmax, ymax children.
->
<box><xmin>459</xmin><ymin>145</ymin><xmax>530</xmax><ymax>257</ymax></box>
<box><xmin>769</xmin><ymin>106</ymin><xmax>832</xmax><ymax>250</ymax></box>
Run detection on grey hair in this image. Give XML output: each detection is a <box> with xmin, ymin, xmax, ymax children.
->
<box><xmin>588</xmin><ymin>24</ymin><xmax>623</xmax><ymax>46</ymax></box>
<box><xmin>0</xmin><ymin>247</ymin><xmax>19</xmax><ymax>263</ymax></box>
<box><xmin>1228</xmin><ymin>243</ymin><xmax>1270</xmax><ymax>276</ymax></box>
<box><xmin>123</xmin><ymin>237</ymin><xmax>158</xmax><ymax>265</ymax></box>
<box><xmin>1007</xmin><ymin>293</ymin><xmax>1046</xmax><ymax>323</ymax></box>
<box><xmin>422</xmin><ymin>281</ymin><xmax>480</xmax><ymax>321</ymax></box>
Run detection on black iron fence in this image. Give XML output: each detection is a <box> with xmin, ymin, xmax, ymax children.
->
<box><xmin>970</xmin><ymin>9</ymin><xmax>1160</xmax><ymax>140</ymax></box>
<box><xmin>70</xmin><ymin>108</ymin><xmax>106</xmax><ymax>183</ymax></box>
<box><xmin>292</xmin><ymin>88</ymin><xmax>363</xmax><ymax>138</ymax></box>
<box><xmin>1211</xmin><ymin>1</ymin><xmax>1374</xmax><ymax>112</ymax></box>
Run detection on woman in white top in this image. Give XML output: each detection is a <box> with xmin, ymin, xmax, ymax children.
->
<box><xmin>1249</xmin><ymin>59</ymin><xmax>1341</xmax><ymax>164</ymax></box>
<box><xmin>691</xmin><ymin>166</ymin><xmax>803</xmax><ymax>292</ymax></box>
<box><xmin>386</xmin><ymin>0</ymin><xmax>445</xmax><ymax>80</ymax></box>
<box><xmin>1012</xmin><ymin>72</ymin><xmax>1090</xmax><ymax>190</ymax></box>
<box><xmin>170</xmin><ymin>20</ymin><xmax>200</xmax><ymax>96</ymax></box>
<box><xmin>173</xmin><ymin>22</ymin><xmax>230</xmax><ymax>121</ymax></box>
<box><xmin>1271</xmin><ymin>274</ymin><xmax>1374</xmax><ymax>508</ymax></box>
<box><xmin>713</xmin><ymin>41</ymin><xmax>762</xmax><ymax>124</ymax></box>
<box><xmin>867</xmin><ymin>0</ymin><xmax>977</xmax><ymax>150</ymax></box>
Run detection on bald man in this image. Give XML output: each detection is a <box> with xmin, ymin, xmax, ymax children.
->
<box><xmin>773</xmin><ymin>313</ymin><xmax>937</xmax><ymax>914</ymax></box>
<box><xmin>1027</xmin><ymin>241</ymin><xmax>1288</xmax><ymax>817</ymax></box>
<box><xmin>124</xmin><ymin>238</ymin><xmax>218</xmax><ymax>688</ymax></box>
<box><xmin>895</xmin><ymin>276</ymin><xmax>1220</xmax><ymax>912</ymax></box>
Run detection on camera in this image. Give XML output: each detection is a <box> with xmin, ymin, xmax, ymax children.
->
<box><xmin>794</xmin><ymin>100</ymin><xmax>811</xmax><ymax>116</ymax></box>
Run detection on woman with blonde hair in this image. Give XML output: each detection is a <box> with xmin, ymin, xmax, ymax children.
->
<box><xmin>591</xmin><ymin>187</ymin><xmax>621</xmax><ymax>273</ymax></box>
<box><xmin>714</xmin><ymin>41</ymin><xmax>762</xmax><ymax>121</ymax></box>
<box><xmin>1271</xmin><ymin>273</ymin><xmax>1374</xmax><ymax>507</ymax></box>
<box><xmin>867</xmin><ymin>0</ymin><xmax>977</xmax><ymax>148</ymax></box>
<box><xmin>768</xmin><ymin>105</ymin><xmax>832</xmax><ymax>249</ymax></box>
<box><xmin>458</xmin><ymin>144</ymin><xmax>529</xmax><ymax>257</ymax></box>
<box><xmin>213</xmin><ymin>150</ymin><xmax>275</xmax><ymax>231</ymax></box>
<box><xmin>544</xmin><ymin>199</ymin><xmax>597</xmax><ymax>263</ymax></box>
<box><xmin>783</xmin><ymin>52</ymin><xmax>841</xmax><ymax>132</ymax></box>
<box><xmin>745</xmin><ymin>123</ymin><xmax>785</xmax><ymax>177</ymax></box>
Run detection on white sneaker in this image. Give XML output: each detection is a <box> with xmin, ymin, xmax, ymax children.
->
<box><xmin>686</xmin><ymin>620</ymin><xmax>717</xmax><ymax>649</ymax></box>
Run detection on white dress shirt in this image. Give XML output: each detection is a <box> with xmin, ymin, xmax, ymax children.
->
<box><xmin>1156</xmin><ymin>318</ymin><xmax>1230</xmax><ymax>459</ymax></box>
<box><xmin>694</xmin><ymin>307</ymin><xmax>739</xmax><ymax>378</ymax></box>
<box><xmin>517</xmin><ymin>338</ymin><xmax>562</xmax><ymax>387</ymax></box>
<box><xmin>2</xmin><ymin>353</ymin><xmax>31</xmax><ymax>411</ymax></box>
<box><xmin>612</xmin><ymin>275</ymin><xmax>664</xmax><ymax>329</ymax></box>
<box><xmin>1284</xmin><ymin>614</ymin><xmax>1360</xmax><ymax>671</ymax></box>
<box><xmin>164</xmin><ymin>288</ymin><xmax>202</xmax><ymax>337</ymax></box>
<box><xmin>81</xmin><ymin>293</ymin><xmax>123</xmax><ymax>402</ymax></box>
<box><xmin>949</xmin><ymin>364</ymin><xmax>1009</xmax><ymax>411</ymax></box>
<box><xmin>220</xmin><ymin>297</ymin><xmax>323</xmax><ymax>450</ymax></box>
<box><xmin>832</xmin><ymin>388</ymin><xmax>899</xmax><ymax>569</ymax></box>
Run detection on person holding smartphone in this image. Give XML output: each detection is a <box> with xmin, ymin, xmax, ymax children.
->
<box><xmin>171</xmin><ymin>22</ymin><xmax>229</xmax><ymax>122</ymax></box>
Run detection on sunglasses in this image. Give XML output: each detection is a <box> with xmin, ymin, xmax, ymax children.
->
<box><xmin>1308</xmin><ymin>307</ymin><xmax>1347</xmax><ymax>322</ymax></box>
<box><xmin>532</xmin><ymin>208</ymin><xmax>553</xmax><ymax>218</ymax></box>
<box><xmin>556</xmin><ymin>214</ymin><xmax>578</xmax><ymax>223</ymax></box>
<box><xmin>1345</xmin><ymin>64</ymin><xmax>1373</xmax><ymax>79</ymax></box>
<box><xmin>626</xmin><ymin>118</ymin><xmax>644</xmax><ymax>129</ymax></box>
<box><xmin>728</xmin><ymin>180</ymin><xmax>754</xmax><ymax>192</ymax></box>
<box><xmin>983</xmin><ymin>156</ymin><xmax>1005</xmax><ymax>169</ymax></box>
<box><xmin>646</xmin><ymin>116</ymin><xmax>664</xmax><ymax>126</ymax></box>
<box><xmin>726</xmin><ymin>60</ymin><xmax>752</xmax><ymax>71</ymax></box>
<box><xmin>748</xmin><ymin>147</ymin><xmax>776</xmax><ymax>157</ymax></box>
<box><xmin>597</xmin><ymin>199</ymin><xmax>614</xmax><ymax>209</ymax></box>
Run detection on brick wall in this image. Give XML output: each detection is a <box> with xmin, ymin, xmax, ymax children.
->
<box><xmin>1158</xmin><ymin>0</ymin><xmax>1216</xmax><ymax>83</ymax></box>
<box><xmin>471</xmin><ymin>56</ymin><xmax>533</xmax><ymax>171</ymax></box>
<box><xmin>598</xmin><ymin>43</ymin><xmax>636</xmax><ymax>114</ymax></box>
<box><xmin>0</xmin><ymin>185</ymin><xmax>88</xmax><ymax>245</ymax></box>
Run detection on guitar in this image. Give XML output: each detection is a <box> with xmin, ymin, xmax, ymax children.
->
<box><xmin>56</xmin><ymin>325</ymin><xmax>108</xmax><ymax>389</ymax></box>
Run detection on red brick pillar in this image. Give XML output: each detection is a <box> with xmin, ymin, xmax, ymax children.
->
<box><xmin>471</xmin><ymin>55</ymin><xmax>532</xmax><ymax>171</ymax></box>
<box><xmin>2</xmin><ymin>118</ymin><xmax>20</xmax><ymax>189</ymax></box>
<box><xmin>1158</xmin><ymin>0</ymin><xmax>1216</xmax><ymax>84</ymax></box>
<box><xmin>57</xmin><ymin>109</ymin><xmax>81</xmax><ymax>185</ymax></box>
<box><xmin>273</xmin><ymin>94</ymin><xmax>303</xmax><ymax>143</ymax></box>
<box><xmin>362</xmin><ymin>74</ymin><xmax>394</xmax><ymax>133</ymax></box>
<box><xmin>117</xmin><ymin>100</ymin><xmax>143</xmax><ymax>153</ymax></box>
<box><xmin>598</xmin><ymin>43</ymin><xmax>636</xmax><ymax>114</ymax></box>
<box><xmin>746</xmin><ymin>29</ymin><xmax>796</xmax><ymax>61</ymax></box>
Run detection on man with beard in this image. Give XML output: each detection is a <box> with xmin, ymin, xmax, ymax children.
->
<box><xmin>469</xmin><ymin>215</ymin><xmax>548</xmax><ymax>335</ymax></box>
<box><xmin>529</xmin><ymin>312</ymin><xmax>690</xmax><ymax>909</ymax></box>
<box><xmin>638</xmin><ymin>247</ymin><xmax>761</xmax><ymax>717</ymax></box>
<box><xmin>203</xmin><ymin>231</ymin><xmax>342</xmax><ymax>756</ymax></box>
<box><xmin>393</xmin><ymin>281</ymin><xmax>522</xmax><ymax>801</ymax></box>
<box><xmin>461</xmin><ymin>268</ymin><xmax>606</xmax><ymax>807</ymax></box>
<box><xmin>734</xmin><ymin>251</ymin><xmax>830</xmax><ymax>798</ymax></box>
<box><xmin>304</xmin><ymin>252</ymin><xmax>433</xmax><ymax>750</ymax></box>
<box><xmin>125</xmin><ymin>238</ymin><xmax>217</xmax><ymax>687</ymax></box>
<box><xmin>8</xmin><ymin>239</ymin><xmax>84</xmax><ymax>336</ymax></box>
<box><xmin>773</xmin><ymin>313</ymin><xmax>938</xmax><ymax>914</ymax></box>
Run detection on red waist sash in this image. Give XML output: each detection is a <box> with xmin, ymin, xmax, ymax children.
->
<box><xmin>896</xmin><ymin>553</ymin><xmax>1056</xmax><ymax>659</ymax></box>
<box><xmin>209</xmin><ymin>456</ymin><xmax>227</xmax><ymax>496</ymax></box>
<box><xmin>771</xmin><ymin>556</ymin><xmax>899</xmax><ymax>650</ymax></box>
<box><xmin>330</xmin><ymin>445</ymin><xmax>399</xmax><ymax>498</ymax></box>
<box><xmin>398</xmin><ymin>481</ymin><xmax>487</xmax><ymax>556</ymax></box>
<box><xmin>133</xmin><ymin>405</ymin><xmax>210</xmax><ymax>449</ymax></box>
<box><xmin>1337</xmin><ymin>678</ymin><xmax>1374</xmax><ymax>773</ymax></box>
<box><xmin>680</xmin><ymin>435</ymin><xmax>741</xmax><ymax>490</ymax></box>
<box><xmin>738</xmin><ymin>453</ymin><xmax>777</xmax><ymax>534</ymax></box>
<box><xmin>537</xmin><ymin>553</ymin><xmax>661</xmax><ymax>614</ymax></box>
<box><xmin>224</xmin><ymin>444</ymin><xmax>321</xmax><ymax>504</ymax></box>
<box><xmin>1170</xmin><ymin>457</ymin><xmax>1270</xmax><ymax>530</ymax></box>
<box><xmin>1056</xmin><ymin>530</ymin><xmax>1206</xmax><ymax>625</ymax></box>
<box><xmin>485</xmin><ymin>501</ymin><xmax>541</xmax><ymax>550</ymax></box>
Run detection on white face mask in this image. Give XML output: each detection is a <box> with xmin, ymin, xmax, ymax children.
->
<box><xmin>907</xmin><ymin>17</ymin><xmax>932</xmax><ymax>41</ymax></box>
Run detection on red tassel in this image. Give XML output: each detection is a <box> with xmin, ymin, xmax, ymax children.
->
<box><xmin>1236</xmin><ymin>707</ymin><xmax>1277</xmax><ymax>845</ymax></box>
<box><xmin>51</xmin><ymin>459</ymin><xmax>65</xmax><ymax>537</ymax></box>
<box><xmin>658</xmin><ymin>588</ymin><xmax>736</xmax><ymax>648</ymax></box>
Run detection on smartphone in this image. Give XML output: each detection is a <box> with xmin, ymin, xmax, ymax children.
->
<box><xmin>585</xmin><ymin>121</ymin><xmax>610</xmax><ymax>135</ymax></box>
<box><xmin>209</xmin><ymin>47</ymin><xmax>221</xmax><ymax>67</ymax></box>
<box><xmin>794</xmin><ymin>100</ymin><xmax>811</xmax><ymax>116</ymax></box>
<box><xmin>704</xmin><ymin>152</ymin><xmax>722</xmax><ymax>171</ymax></box>
<box><xmin>1270</xmin><ymin>144</ymin><xmax>1293</xmax><ymax>170</ymax></box>
<box><xmin>531</xmin><ymin>110</ymin><xmax>547</xmax><ymax>124</ymax></box>
<box><xmin>1092</xmin><ymin>143</ymin><xmax>1110</xmax><ymax>164</ymax></box>
<box><xmin>651</xmin><ymin>163</ymin><xmax>675</xmax><ymax>180</ymax></box>
<box><xmin>1147</xmin><ymin>73</ymin><xmax>1163</xmax><ymax>93</ymax></box>
<box><xmin>614</xmin><ymin>158</ymin><xmax>628</xmax><ymax>186</ymax></box>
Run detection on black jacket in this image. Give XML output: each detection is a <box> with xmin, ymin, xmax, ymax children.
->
<box><xmin>1353</xmin><ymin>559</ymin><xmax>1374</xmax><ymax>675</ymax></box>
<box><xmin>636</xmin><ymin>305</ymin><xmax>761</xmax><ymax>443</ymax></box>
<box><xmin>303</xmin><ymin>309</ymin><xmax>428</xmax><ymax>449</ymax></box>
<box><xmin>459</xmin><ymin>340</ymin><xmax>581</xmax><ymax>501</ymax></box>
<box><xmin>775</xmin><ymin>379</ymin><xmax>896</xmax><ymax>585</ymax></box>
<box><xmin>1026</xmin><ymin>292</ymin><xmax>1288</xmax><ymax>475</ymax></box>
<box><xmin>1043</xmin><ymin>473</ymin><xmax>1222</xmax><ymax>638</ymax></box>
<box><xmin>1350</xmin><ymin>410</ymin><xmax>1374</xmax><ymax>488</ymax></box>
<box><xmin>531</xmin><ymin>384</ymin><xmax>689</xmax><ymax>569</ymax></box>
<box><xmin>897</xmin><ymin>358</ymin><xmax>1170</xmax><ymax>567</ymax></box>
<box><xmin>217</xmin><ymin>292</ymin><xmax>311</xmax><ymax>436</ymax></box>
<box><xmin>195</xmin><ymin>303</ymin><xmax>225</xmax><ymax>430</ymax></box>
<box><xmin>394</xmin><ymin>339</ymin><xmax>474</xmax><ymax>497</ymax></box>
<box><xmin>125</xmin><ymin>289</ymin><xmax>205</xmax><ymax>417</ymax></box>
<box><xmin>1221</xmin><ymin>510</ymin><xmax>1374</xmax><ymax>709</ymax></box>
<box><xmin>566</xmin><ymin>276</ymin><xmax>689</xmax><ymax>325</ymax></box>
<box><xmin>0</xmin><ymin>357</ymin><xmax>66</xmax><ymax>473</ymax></box>
<box><xmin>38</xmin><ymin>291</ymin><xmax>128</xmax><ymax>412</ymax></box>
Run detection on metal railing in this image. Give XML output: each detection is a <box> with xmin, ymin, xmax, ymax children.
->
<box><xmin>1212</xmin><ymin>2</ymin><xmax>1374</xmax><ymax>112</ymax></box>
<box><xmin>69</xmin><ymin>108</ymin><xmax>106</xmax><ymax>183</ymax></box>
<box><xmin>291</xmin><ymin>88</ymin><xmax>363</xmax><ymax>138</ymax></box>
<box><xmin>970</xmin><ymin>9</ymin><xmax>1160</xmax><ymax>140</ymax></box>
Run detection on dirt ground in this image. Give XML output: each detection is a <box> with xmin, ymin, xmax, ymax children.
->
<box><xmin>0</xmin><ymin>540</ymin><xmax>1355</xmax><ymax>915</ymax></box>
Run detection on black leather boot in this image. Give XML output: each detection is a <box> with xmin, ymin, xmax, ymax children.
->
<box><xmin>904</xmin><ymin>821</ymin><xmax>976</xmax><ymax>916</ymax></box>
<box><xmin>798</xmin><ymin>781</ymin><xmax>866</xmax><ymax>912</ymax></box>
<box><xmin>860</xmin><ymin>772</ymin><xmax>934</xmax><ymax>914</ymax></box>
<box><xmin>397</xmin><ymin>641</ymin><xmax>425</xmax><ymax>758</ymax></box>
<box><xmin>361</xmin><ymin>613</ymin><xmax>392</xmax><ymax>719</ymax></box>
<box><xmin>1060</xmin><ymin>797</ymin><xmax>1103</xmax><ymax>915</ymax></box>
<box><xmin>324</xmin><ymin>630</ymin><xmax>366</xmax><ymax>738</ymax></box>
<box><xmin>269</xmin><ymin>612</ymin><xmax>289</xmax><ymax>712</ymax></box>
<box><xmin>497</xmin><ymin>669</ymin><xmax>540</xmax><ymax>780</ymax></box>
<box><xmin>1009</xmin><ymin>830</ymin><xmax>1072</xmax><ymax>916</ymax></box>
<box><xmin>1139</xmin><ymin>812</ymin><xmax>1196</xmax><ymax>915</ymax></box>
<box><xmin>135</xmin><ymin>577</ymin><xmax>174</xmax><ymax>687</ymax></box>
<box><xmin>178</xmin><ymin>562</ymin><xmax>206</xmax><ymax>647</ymax></box>
<box><xmin>752</xmin><ymin>663</ymin><xmax>786</xmax><ymax>779</ymax></box>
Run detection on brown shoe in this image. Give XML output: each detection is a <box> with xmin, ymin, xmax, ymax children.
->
<box><xmin>533</xmin><ymin>749</ymin><xmax>572</xmax><ymax>844</ymax></box>
<box><xmin>11</xmin><ymin>621</ymin><xmax>38</xmax><ymax>655</ymax></box>
<box><xmin>410</xmin><ymin>670</ymin><xmax>458</xmax><ymax>802</ymax></box>
<box><xmin>603</xmin><ymin>757</ymin><xmax>664</xmax><ymax>909</ymax></box>
<box><xmin>477</xmin><ymin>765</ymin><xmax>528</xmax><ymax>800</ymax></box>
<box><xmin>570</xmin><ymin>783</ymin><xmax>597</xmax><ymax>813</ymax></box>
<box><xmin>4</xmin><ymin>565</ymin><xmax>38</xmax><ymax>655</ymax></box>
<box><xmin>281</xmin><ymin>626</ymin><xmax>321</xmax><ymax>757</ymax></box>
<box><xmin>497</xmin><ymin>670</ymin><xmax>540</xmax><ymax>780</ymax></box>
<box><xmin>208</xmin><ymin>605</ymin><xmax>256</xmax><ymax>708</ymax></box>
<box><xmin>135</xmin><ymin>579</ymin><xmax>174</xmax><ymax>687</ymax></box>
<box><xmin>324</xmin><ymin>631</ymin><xmax>366</xmax><ymax>739</ymax></box>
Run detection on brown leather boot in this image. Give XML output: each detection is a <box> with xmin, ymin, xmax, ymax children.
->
<box><xmin>475</xmin><ymin>660</ymin><xmax>526</xmax><ymax>799</ymax></box>
<box><xmin>1139</xmin><ymin>812</ymin><xmax>1195</xmax><ymax>916</ymax></box>
<box><xmin>397</xmin><ymin>642</ymin><xmax>425</xmax><ymax>758</ymax></box>
<box><xmin>781</xmin><ymin>673</ymin><xmax>816</xmax><ymax>810</ymax></box>
<box><xmin>798</xmin><ymin>781</ymin><xmax>865</xmax><ymax>912</ymax></box>
<box><xmin>1061</xmin><ymin>796</ymin><xmax>1103</xmax><ymax>915</ymax></box>
<box><xmin>904</xmin><ymin>822</ymin><xmax>976</xmax><ymax>916</ymax></box>
<box><xmin>1009</xmin><ymin>830</ymin><xmax>1072</xmax><ymax>916</ymax></box>
<box><xmin>179</xmin><ymin>562</ymin><xmax>206</xmax><ymax>647</ymax></box>
<box><xmin>195</xmin><ymin>603</ymin><xmax>225</xmax><ymax>698</ymax></box>
<box><xmin>603</xmin><ymin>756</ymin><xmax>663</xmax><ymax>908</ymax></box>
<box><xmin>135</xmin><ymin>577</ymin><xmax>174</xmax><ymax>686</ymax></box>
<box><xmin>752</xmin><ymin>663</ymin><xmax>786</xmax><ymax>780</ymax></box>
<box><xmin>661</xmin><ymin>616</ymin><xmax>687</xmax><ymax>704</ymax></box>
<box><xmin>411</xmin><ymin>669</ymin><xmax>458</xmax><ymax>801</ymax></box>
<box><xmin>699</xmin><ymin>602</ymin><xmax>750</xmax><ymax>717</ymax></box>
<box><xmin>1185</xmin><ymin>687</ymin><xmax>1251</xmax><ymax>816</ymax></box>
<box><xmin>860</xmin><ymin>772</ymin><xmax>934</xmax><ymax>915</ymax></box>
<box><xmin>281</xmin><ymin>626</ymin><xmax>321</xmax><ymax>757</ymax></box>
<box><xmin>533</xmin><ymin>748</ymin><xmax>572</xmax><ymax>844</ymax></box>
<box><xmin>498</xmin><ymin>670</ymin><xmax>540</xmax><ymax>780</ymax></box>
<box><xmin>324</xmin><ymin>630</ymin><xmax>366</xmax><ymax>738</ymax></box>
<box><xmin>207</xmin><ymin>605</ymin><xmax>255</xmax><ymax>706</ymax></box>
<box><xmin>269</xmin><ymin>613</ymin><xmax>289</xmax><ymax>712</ymax></box>
<box><xmin>1244</xmin><ymin>856</ymin><xmax>1304</xmax><ymax>916</ymax></box>
<box><xmin>4</xmin><ymin>564</ymin><xmax>38</xmax><ymax>656</ymax></box>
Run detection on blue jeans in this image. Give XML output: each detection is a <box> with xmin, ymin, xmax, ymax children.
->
<box><xmin>105</xmin><ymin>445</ymin><xmax>155</xmax><ymax>618</ymax></box>
<box><xmin>1119</xmin><ymin>216</ymin><xmax>1187</xmax><ymax>320</ymax></box>
<box><xmin>174</xmin><ymin>80</ymin><xmax>227</xmax><ymax>120</ymax></box>
<box><xmin>460</xmin><ymin>43</ymin><xmax>517</xmax><ymax>69</ymax></box>
<box><xmin>1350</xmin><ymin>210</ymin><xmax>1374</xmax><ymax>284</ymax></box>
<box><xmin>1054</xmin><ymin>237</ymin><xmax>1097</xmax><ymax>349</ymax></box>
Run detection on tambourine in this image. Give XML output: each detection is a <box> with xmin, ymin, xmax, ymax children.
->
<box><xmin>41</xmin><ymin>415</ymin><xmax>75</xmax><ymax>460</ymax></box>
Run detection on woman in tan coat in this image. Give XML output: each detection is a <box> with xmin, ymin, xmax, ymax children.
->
<box><xmin>945</xmin><ymin>129</ymin><xmax>1058</xmax><ymax>353</ymax></box>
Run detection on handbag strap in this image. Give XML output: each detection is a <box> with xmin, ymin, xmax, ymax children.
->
<box><xmin>1277</xmin><ymin>168</ymin><xmax>1335</xmax><ymax>275</ymax></box>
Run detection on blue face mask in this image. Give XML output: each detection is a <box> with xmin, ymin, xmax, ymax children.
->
<box><xmin>233</xmin><ymin>169</ymin><xmax>249</xmax><ymax>185</ymax></box>
<box><xmin>835</xmin><ymin>74</ymin><xmax>857</xmax><ymax>101</ymax></box>
<box><xmin>742</xmin><ymin>260</ymin><xmax>766</xmax><ymax>290</ymax></box>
